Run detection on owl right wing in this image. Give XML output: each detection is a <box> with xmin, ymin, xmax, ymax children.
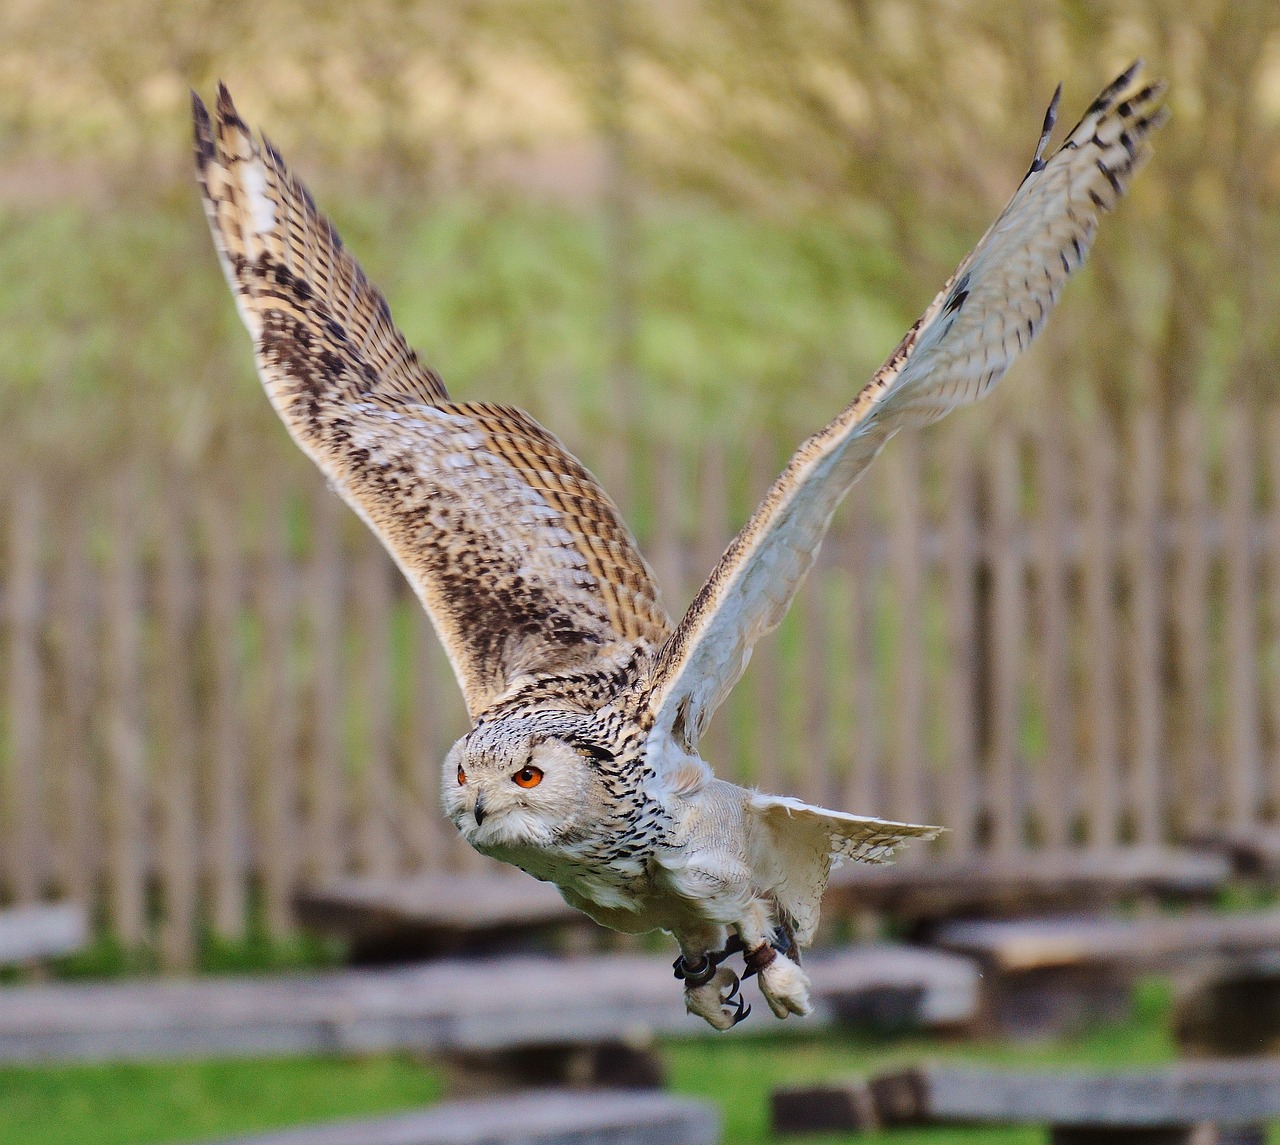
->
<box><xmin>638</xmin><ymin>63</ymin><xmax>1166</xmax><ymax>755</ymax></box>
<box><xmin>195</xmin><ymin>87</ymin><xmax>670</xmax><ymax>720</ymax></box>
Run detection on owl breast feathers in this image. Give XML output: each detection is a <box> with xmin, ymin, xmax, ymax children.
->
<box><xmin>194</xmin><ymin>63</ymin><xmax>1165</xmax><ymax>1028</ymax></box>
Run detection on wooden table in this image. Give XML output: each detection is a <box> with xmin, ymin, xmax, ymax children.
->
<box><xmin>0</xmin><ymin>944</ymin><xmax>979</xmax><ymax>1085</ymax></box>
<box><xmin>294</xmin><ymin>874</ymin><xmax>590</xmax><ymax>963</ymax></box>
<box><xmin>774</xmin><ymin>1060</ymin><xmax>1280</xmax><ymax>1144</ymax></box>
<box><xmin>826</xmin><ymin>848</ymin><xmax>1231</xmax><ymax>928</ymax></box>
<box><xmin>932</xmin><ymin>907</ymin><xmax>1280</xmax><ymax>1038</ymax></box>
<box><xmin>186</xmin><ymin>1090</ymin><xmax>720</xmax><ymax>1145</ymax></box>
<box><xmin>0</xmin><ymin>903</ymin><xmax>87</xmax><ymax>966</ymax></box>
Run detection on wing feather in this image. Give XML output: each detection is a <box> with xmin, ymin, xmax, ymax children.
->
<box><xmin>641</xmin><ymin>64</ymin><xmax>1166</xmax><ymax>752</ymax></box>
<box><xmin>748</xmin><ymin>793</ymin><xmax>940</xmax><ymax>944</ymax></box>
<box><xmin>194</xmin><ymin>86</ymin><xmax>670</xmax><ymax>718</ymax></box>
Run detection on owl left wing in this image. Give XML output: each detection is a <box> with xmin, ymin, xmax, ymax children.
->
<box><xmin>638</xmin><ymin>63</ymin><xmax>1166</xmax><ymax>753</ymax></box>
<box><xmin>747</xmin><ymin>794</ymin><xmax>940</xmax><ymax>944</ymax></box>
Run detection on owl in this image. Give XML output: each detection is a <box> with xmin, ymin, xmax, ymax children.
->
<box><xmin>194</xmin><ymin>64</ymin><xmax>1164</xmax><ymax>1029</ymax></box>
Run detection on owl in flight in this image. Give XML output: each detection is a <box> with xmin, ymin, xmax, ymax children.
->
<box><xmin>194</xmin><ymin>64</ymin><xmax>1164</xmax><ymax>1029</ymax></box>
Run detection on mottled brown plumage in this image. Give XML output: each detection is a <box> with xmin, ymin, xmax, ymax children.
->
<box><xmin>194</xmin><ymin>64</ymin><xmax>1164</xmax><ymax>1030</ymax></box>
<box><xmin>194</xmin><ymin>85</ymin><xmax>669</xmax><ymax>719</ymax></box>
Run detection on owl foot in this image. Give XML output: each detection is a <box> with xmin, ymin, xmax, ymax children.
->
<box><xmin>748</xmin><ymin>943</ymin><xmax>812</xmax><ymax>1020</ymax></box>
<box><xmin>683</xmin><ymin>964</ymin><xmax>751</xmax><ymax>1030</ymax></box>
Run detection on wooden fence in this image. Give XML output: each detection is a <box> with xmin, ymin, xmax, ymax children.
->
<box><xmin>1</xmin><ymin>403</ymin><xmax>1279</xmax><ymax>962</ymax></box>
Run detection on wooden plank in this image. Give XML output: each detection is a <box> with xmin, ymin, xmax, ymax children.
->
<box><xmin>186</xmin><ymin>1091</ymin><xmax>720</xmax><ymax>1145</ymax></box>
<box><xmin>306</xmin><ymin>485</ymin><xmax>346</xmax><ymax>883</ymax></box>
<box><xmin>869</xmin><ymin>1060</ymin><xmax>1280</xmax><ymax>1126</ymax></box>
<box><xmin>935</xmin><ymin>906</ymin><xmax>1280</xmax><ymax>972</ymax></box>
<box><xmin>104</xmin><ymin>470</ymin><xmax>147</xmax><ymax>944</ymax></box>
<box><xmin>294</xmin><ymin>873</ymin><xmax>585</xmax><ymax>942</ymax></box>
<box><xmin>941</xmin><ymin>433</ymin><xmax>979</xmax><ymax>852</ymax></box>
<box><xmin>0</xmin><ymin>903</ymin><xmax>88</xmax><ymax>964</ymax></box>
<box><xmin>154</xmin><ymin>479</ymin><xmax>200</xmax><ymax>969</ymax></box>
<box><xmin>1223</xmin><ymin>406</ymin><xmax>1262</xmax><ymax>828</ymax></box>
<box><xmin>0</xmin><ymin>944</ymin><xmax>977</xmax><ymax>1064</ymax></box>
<box><xmin>1172</xmin><ymin>406</ymin><xmax>1215</xmax><ymax>833</ymax></box>
<box><xmin>826</xmin><ymin>846</ymin><xmax>1229</xmax><ymax>920</ymax></box>
<box><xmin>1032</xmin><ymin>428</ymin><xmax>1073</xmax><ymax>849</ymax></box>
<box><xmin>354</xmin><ymin>543</ymin><xmax>397</xmax><ymax>878</ymax></box>
<box><xmin>257</xmin><ymin>482</ymin><xmax>300</xmax><ymax>936</ymax></box>
<box><xmin>51</xmin><ymin>497</ymin><xmax>97</xmax><ymax>906</ymax></box>
<box><xmin>1081</xmin><ymin>420</ymin><xmax>1121</xmax><ymax>848</ymax></box>
<box><xmin>1128</xmin><ymin>412</ymin><xmax>1164</xmax><ymax>844</ymax></box>
<box><xmin>889</xmin><ymin>433</ymin><xmax>926</xmax><ymax>827</ymax></box>
<box><xmin>202</xmin><ymin>481</ymin><xmax>248</xmax><ymax>939</ymax></box>
<box><xmin>987</xmin><ymin>425</ymin><xmax>1024</xmax><ymax>853</ymax></box>
<box><xmin>8</xmin><ymin>480</ymin><xmax>47</xmax><ymax>902</ymax></box>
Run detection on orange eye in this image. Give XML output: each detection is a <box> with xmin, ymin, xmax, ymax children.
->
<box><xmin>513</xmin><ymin>765</ymin><xmax>543</xmax><ymax>789</ymax></box>
<box><xmin>456</xmin><ymin>765</ymin><xmax>466</xmax><ymax>786</ymax></box>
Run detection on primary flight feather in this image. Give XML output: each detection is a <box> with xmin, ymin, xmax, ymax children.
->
<box><xmin>194</xmin><ymin>64</ymin><xmax>1165</xmax><ymax>1029</ymax></box>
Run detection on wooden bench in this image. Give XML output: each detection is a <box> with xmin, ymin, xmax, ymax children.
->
<box><xmin>0</xmin><ymin>903</ymin><xmax>88</xmax><ymax>967</ymax></box>
<box><xmin>773</xmin><ymin>1060</ymin><xmax>1280</xmax><ymax>1144</ymax></box>
<box><xmin>933</xmin><ymin>908</ymin><xmax>1280</xmax><ymax>1037</ymax></box>
<box><xmin>1187</xmin><ymin>826</ymin><xmax>1280</xmax><ymax>879</ymax></box>
<box><xmin>294</xmin><ymin>874</ymin><xmax>592</xmax><ymax>963</ymax></box>
<box><xmin>0</xmin><ymin>944</ymin><xmax>978</xmax><ymax>1079</ymax></box>
<box><xmin>185</xmin><ymin>1090</ymin><xmax>720</xmax><ymax>1145</ymax></box>
<box><xmin>826</xmin><ymin>848</ymin><xmax>1230</xmax><ymax>929</ymax></box>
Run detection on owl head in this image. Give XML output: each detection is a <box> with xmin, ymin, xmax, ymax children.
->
<box><xmin>441</xmin><ymin>710</ymin><xmax>615</xmax><ymax>850</ymax></box>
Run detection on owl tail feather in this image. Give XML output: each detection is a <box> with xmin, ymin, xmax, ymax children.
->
<box><xmin>746</xmin><ymin>791</ymin><xmax>941</xmax><ymax>947</ymax></box>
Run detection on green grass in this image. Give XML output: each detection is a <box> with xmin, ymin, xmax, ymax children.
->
<box><xmin>0</xmin><ymin>1054</ymin><xmax>443</xmax><ymax>1145</ymax></box>
<box><xmin>11</xmin><ymin>980</ymin><xmax>1267</xmax><ymax>1145</ymax></box>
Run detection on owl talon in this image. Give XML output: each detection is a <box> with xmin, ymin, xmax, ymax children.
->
<box><xmin>756</xmin><ymin>950</ymin><xmax>813</xmax><ymax>1019</ymax></box>
<box><xmin>684</xmin><ymin>964</ymin><xmax>750</xmax><ymax>1031</ymax></box>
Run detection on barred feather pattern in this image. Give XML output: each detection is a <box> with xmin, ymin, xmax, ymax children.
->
<box><xmin>193</xmin><ymin>85</ymin><xmax>670</xmax><ymax>719</ymax></box>
<box><xmin>642</xmin><ymin>63</ymin><xmax>1168</xmax><ymax>755</ymax></box>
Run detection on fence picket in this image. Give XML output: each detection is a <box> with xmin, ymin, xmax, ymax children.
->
<box><xmin>1224</xmin><ymin>406</ymin><xmax>1262</xmax><ymax>828</ymax></box>
<box><xmin>354</xmin><ymin>543</ymin><xmax>397</xmax><ymax>877</ymax></box>
<box><xmin>257</xmin><ymin>482</ymin><xmax>300</xmax><ymax>935</ymax></box>
<box><xmin>202</xmin><ymin>483</ymin><xmax>247</xmax><ymax>939</ymax></box>
<box><xmin>306</xmin><ymin>485</ymin><xmax>345</xmax><ymax>884</ymax></box>
<box><xmin>941</xmin><ymin>434</ymin><xmax>979</xmax><ymax>852</ymax></box>
<box><xmin>1033</xmin><ymin>427</ymin><xmax>1073</xmax><ymax>848</ymax></box>
<box><xmin>155</xmin><ymin>480</ymin><xmax>199</xmax><ymax>969</ymax></box>
<box><xmin>1129</xmin><ymin>413</ymin><xmax>1164</xmax><ymax>845</ymax></box>
<box><xmin>1173</xmin><ymin>407</ymin><xmax>1215</xmax><ymax>832</ymax></box>
<box><xmin>104</xmin><ymin>471</ymin><xmax>147</xmax><ymax>943</ymax></box>
<box><xmin>889</xmin><ymin>433</ymin><xmax>926</xmax><ymax>828</ymax></box>
<box><xmin>1082</xmin><ymin>421</ymin><xmax>1121</xmax><ymax>849</ymax></box>
<box><xmin>8</xmin><ymin>481</ymin><xmax>46</xmax><ymax>903</ymax></box>
<box><xmin>988</xmin><ymin>424</ymin><xmax>1025</xmax><ymax>853</ymax></box>
<box><xmin>52</xmin><ymin>498</ymin><xmax>97</xmax><ymax>905</ymax></box>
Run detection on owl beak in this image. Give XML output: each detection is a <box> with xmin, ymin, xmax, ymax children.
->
<box><xmin>473</xmin><ymin>793</ymin><xmax>487</xmax><ymax>827</ymax></box>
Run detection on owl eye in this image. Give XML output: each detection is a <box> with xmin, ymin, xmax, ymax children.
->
<box><xmin>513</xmin><ymin>765</ymin><xmax>544</xmax><ymax>789</ymax></box>
<box><xmin>456</xmin><ymin>764</ymin><xmax>466</xmax><ymax>786</ymax></box>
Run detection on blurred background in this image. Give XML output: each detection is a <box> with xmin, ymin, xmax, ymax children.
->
<box><xmin>2</xmin><ymin>1</ymin><xmax>1280</xmax><ymax>1143</ymax></box>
